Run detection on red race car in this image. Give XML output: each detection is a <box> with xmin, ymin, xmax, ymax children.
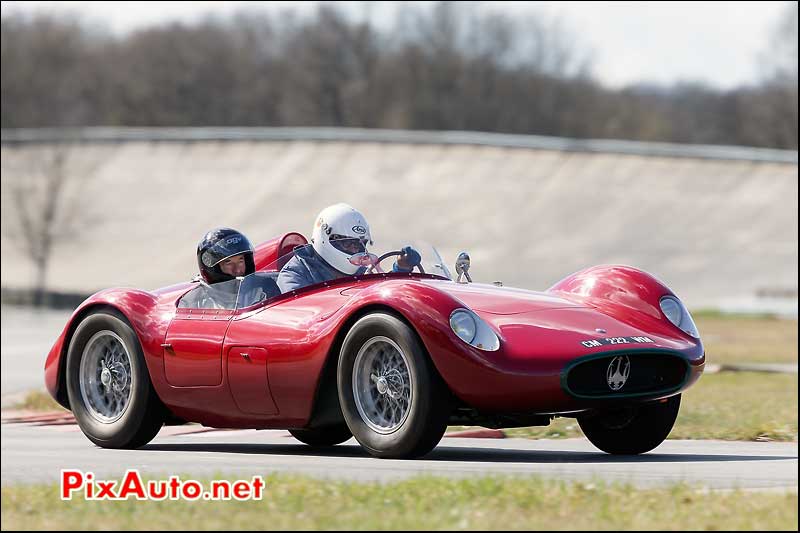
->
<box><xmin>44</xmin><ymin>232</ymin><xmax>704</xmax><ymax>458</ymax></box>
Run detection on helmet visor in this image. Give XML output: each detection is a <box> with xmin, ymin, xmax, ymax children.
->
<box><xmin>201</xmin><ymin>235</ymin><xmax>254</xmax><ymax>268</ymax></box>
<box><xmin>329</xmin><ymin>234</ymin><xmax>367</xmax><ymax>255</ymax></box>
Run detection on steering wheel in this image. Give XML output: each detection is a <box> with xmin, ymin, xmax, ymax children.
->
<box><xmin>365</xmin><ymin>251</ymin><xmax>426</xmax><ymax>275</ymax></box>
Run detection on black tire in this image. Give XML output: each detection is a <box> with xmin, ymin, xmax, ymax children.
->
<box><xmin>577</xmin><ymin>395</ymin><xmax>681</xmax><ymax>454</ymax></box>
<box><xmin>65</xmin><ymin>310</ymin><xmax>164</xmax><ymax>448</ymax></box>
<box><xmin>289</xmin><ymin>424</ymin><xmax>352</xmax><ymax>447</ymax></box>
<box><xmin>337</xmin><ymin>313</ymin><xmax>451</xmax><ymax>459</ymax></box>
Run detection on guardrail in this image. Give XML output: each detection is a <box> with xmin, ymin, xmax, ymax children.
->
<box><xmin>1</xmin><ymin>127</ymin><xmax>797</xmax><ymax>164</ymax></box>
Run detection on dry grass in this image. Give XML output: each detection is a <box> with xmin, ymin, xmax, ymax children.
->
<box><xmin>10</xmin><ymin>389</ymin><xmax>66</xmax><ymax>412</ymax></box>
<box><xmin>693</xmin><ymin>315</ymin><xmax>797</xmax><ymax>365</ymax></box>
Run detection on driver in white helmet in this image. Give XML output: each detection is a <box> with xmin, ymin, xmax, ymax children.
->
<box><xmin>277</xmin><ymin>203</ymin><xmax>421</xmax><ymax>293</ymax></box>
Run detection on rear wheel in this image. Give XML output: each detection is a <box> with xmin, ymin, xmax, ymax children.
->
<box><xmin>65</xmin><ymin>311</ymin><xmax>163</xmax><ymax>448</ymax></box>
<box><xmin>577</xmin><ymin>395</ymin><xmax>681</xmax><ymax>454</ymax></box>
<box><xmin>337</xmin><ymin>313</ymin><xmax>451</xmax><ymax>459</ymax></box>
<box><xmin>289</xmin><ymin>423</ymin><xmax>352</xmax><ymax>447</ymax></box>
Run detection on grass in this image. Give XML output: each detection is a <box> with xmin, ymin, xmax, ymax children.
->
<box><xmin>693</xmin><ymin>315</ymin><xmax>797</xmax><ymax>365</ymax></box>
<box><xmin>9</xmin><ymin>389</ymin><xmax>66</xmax><ymax>412</ymax></box>
<box><xmin>488</xmin><ymin>372</ymin><xmax>798</xmax><ymax>442</ymax></box>
<box><xmin>690</xmin><ymin>309</ymin><xmax>782</xmax><ymax>319</ymax></box>
<box><xmin>670</xmin><ymin>372</ymin><xmax>797</xmax><ymax>441</ymax></box>
<box><xmin>1</xmin><ymin>474</ymin><xmax>797</xmax><ymax>530</ymax></box>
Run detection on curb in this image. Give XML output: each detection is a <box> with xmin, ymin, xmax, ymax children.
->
<box><xmin>0</xmin><ymin>411</ymin><xmax>287</xmax><ymax>438</ymax></box>
<box><xmin>1</xmin><ymin>410</ymin><xmax>75</xmax><ymax>425</ymax></box>
<box><xmin>3</xmin><ymin>411</ymin><xmax>511</xmax><ymax>439</ymax></box>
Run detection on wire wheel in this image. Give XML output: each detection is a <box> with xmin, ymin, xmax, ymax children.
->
<box><xmin>79</xmin><ymin>330</ymin><xmax>133</xmax><ymax>423</ymax></box>
<box><xmin>338</xmin><ymin>313</ymin><xmax>451</xmax><ymax>458</ymax></box>
<box><xmin>352</xmin><ymin>336</ymin><xmax>413</xmax><ymax>434</ymax></box>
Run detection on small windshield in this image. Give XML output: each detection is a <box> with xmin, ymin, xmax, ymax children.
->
<box><xmin>233</xmin><ymin>241</ymin><xmax>452</xmax><ymax>309</ymax></box>
<box><xmin>178</xmin><ymin>277</ymin><xmax>241</xmax><ymax>310</ymax></box>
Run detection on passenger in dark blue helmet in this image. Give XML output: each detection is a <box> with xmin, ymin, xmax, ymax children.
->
<box><xmin>196</xmin><ymin>228</ymin><xmax>255</xmax><ymax>284</ymax></box>
<box><xmin>179</xmin><ymin>228</ymin><xmax>260</xmax><ymax>309</ymax></box>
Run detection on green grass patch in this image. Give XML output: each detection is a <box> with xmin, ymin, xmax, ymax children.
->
<box><xmin>487</xmin><ymin>372</ymin><xmax>798</xmax><ymax>442</ymax></box>
<box><xmin>693</xmin><ymin>315</ymin><xmax>797</xmax><ymax>365</ymax></box>
<box><xmin>2</xmin><ymin>474</ymin><xmax>796</xmax><ymax>530</ymax></box>
<box><xmin>10</xmin><ymin>389</ymin><xmax>66</xmax><ymax>412</ymax></box>
<box><xmin>671</xmin><ymin>372</ymin><xmax>797</xmax><ymax>441</ymax></box>
<box><xmin>689</xmin><ymin>309</ymin><xmax>782</xmax><ymax>320</ymax></box>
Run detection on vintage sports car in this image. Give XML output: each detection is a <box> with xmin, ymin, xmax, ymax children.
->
<box><xmin>44</xmin><ymin>232</ymin><xmax>704</xmax><ymax>458</ymax></box>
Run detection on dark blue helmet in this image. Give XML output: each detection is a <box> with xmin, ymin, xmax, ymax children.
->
<box><xmin>196</xmin><ymin>227</ymin><xmax>255</xmax><ymax>284</ymax></box>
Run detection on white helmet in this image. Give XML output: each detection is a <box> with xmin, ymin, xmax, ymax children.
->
<box><xmin>311</xmin><ymin>203</ymin><xmax>373</xmax><ymax>274</ymax></box>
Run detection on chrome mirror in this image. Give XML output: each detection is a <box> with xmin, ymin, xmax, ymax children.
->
<box><xmin>455</xmin><ymin>252</ymin><xmax>472</xmax><ymax>283</ymax></box>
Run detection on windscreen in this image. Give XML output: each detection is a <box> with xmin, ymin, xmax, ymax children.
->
<box><xmin>233</xmin><ymin>241</ymin><xmax>452</xmax><ymax>309</ymax></box>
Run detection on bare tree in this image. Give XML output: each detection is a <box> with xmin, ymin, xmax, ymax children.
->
<box><xmin>760</xmin><ymin>1</ymin><xmax>798</xmax><ymax>85</ymax></box>
<box><xmin>1</xmin><ymin>2</ymin><xmax>796</xmax><ymax>148</ymax></box>
<box><xmin>1</xmin><ymin>142</ymin><xmax>100</xmax><ymax>306</ymax></box>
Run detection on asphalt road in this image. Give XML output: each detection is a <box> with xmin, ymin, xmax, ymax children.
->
<box><xmin>2</xmin><ymin>422</ymin><xmax>796</xmax><ymax>491</ymax></box>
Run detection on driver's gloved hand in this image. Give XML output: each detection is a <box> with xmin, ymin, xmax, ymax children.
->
<box><xmin>393</xmin><ymin>246</ymin><xmax>421</xmax><ymax>272</ymax></box>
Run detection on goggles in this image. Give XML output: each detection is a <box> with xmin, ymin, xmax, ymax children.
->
<box><xmin>329</xmin><ymin>234</ymin><xmax>368</xmax><ymax>255</ymax></box>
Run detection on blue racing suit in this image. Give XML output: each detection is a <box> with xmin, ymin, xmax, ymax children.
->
<box><xmin>277</xmin><ymin>246</ymin><xmax>366</xmax><ymax>293</ymax></box>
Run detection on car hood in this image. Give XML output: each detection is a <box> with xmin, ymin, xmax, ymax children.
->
<box><xmin>473</xmin><ymin>306</ymin><xmax>701</xmax><ymax>374</ymax></box>
<box><xmin>421</xmin><ymin>280</ymin><xmax>585</xmax><ymax>315</ymax></box>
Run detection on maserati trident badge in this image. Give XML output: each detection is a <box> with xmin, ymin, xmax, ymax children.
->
<box><xmin>606</xmin><ymin>356</ymin><xmax>631</xmax><ymax>391</ymax></box>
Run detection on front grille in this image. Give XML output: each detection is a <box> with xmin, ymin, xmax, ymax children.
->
<box><xmin>564</xmin><ymin>351</ymin><xmax>688</xmax><ymax>398</ymax></box>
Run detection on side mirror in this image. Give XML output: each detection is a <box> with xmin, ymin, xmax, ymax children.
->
<box><xmin>455</xmin><ymin>252</ymin><xmax>472</xmax><ymax>283</ymax></box>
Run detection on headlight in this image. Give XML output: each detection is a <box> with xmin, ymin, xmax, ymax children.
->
<box><xmin>659</xmin><ymin>296</ymin><xmax>699</xmax><ymax>338</ymax></box>
<box><xmin>449</xmin><ymin>309</ymin><xmax>500</xmax><ymax>351</ymax></box>
<box><xmin>449</xmin><ymin>310</ymin><xmax>476</xmax><ymax>343</ymax></box>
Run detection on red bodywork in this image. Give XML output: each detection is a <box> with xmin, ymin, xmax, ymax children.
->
<box><xmin>45</xmin><ymin>233</ymin><xmax>705</xmax><ymax>428</ymax></box>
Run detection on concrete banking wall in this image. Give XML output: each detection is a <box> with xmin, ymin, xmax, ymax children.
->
<box><xmin>1</xmin><ymin>128</ymin><xmax>797</xmax><ymax>311</ymax></box>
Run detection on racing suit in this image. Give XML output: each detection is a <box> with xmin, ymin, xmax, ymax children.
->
<box><xmin>277</xmin><ymin>245</ymin><xmax>365</xmax><ymax>293</ymax></box>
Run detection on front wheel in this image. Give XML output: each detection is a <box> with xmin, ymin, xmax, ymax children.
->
<box><xmin>577</xmin><ymin>395</ymin><xmax>681</xmax><ymax>454</ymax></box>
<box><xmin>65</xmin><ymin>310</ymin><xmax>164</xmax><ymax>448</ymax></box>
<box><xmin>337</xmin><ymin>313</ymin><xmax>451</xmax><ymax>459</ymax></box>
